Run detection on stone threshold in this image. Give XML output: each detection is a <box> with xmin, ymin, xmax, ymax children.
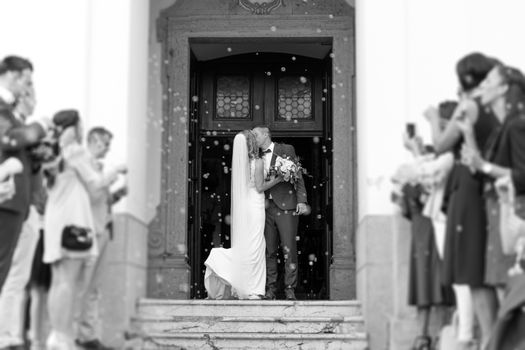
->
<box><xmin>138</xmin><ymin>298</ymin><xmax>361</xmax><ymax>306</ymax></box>
<box><xmin>145</xmin><ymin>332</ymin><xmax>367</xmax><ymax>340</ymax></box>
<box><xmin>135</xmin><ymin>315</ymin><xmax>364</xmax><ymax>322</ymax></box>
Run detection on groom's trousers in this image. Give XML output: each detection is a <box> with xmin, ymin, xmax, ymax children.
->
<box><xmin>265</xmin><ymin>201</ymin><xmax>299</xmax><ymax>291</ymax></box>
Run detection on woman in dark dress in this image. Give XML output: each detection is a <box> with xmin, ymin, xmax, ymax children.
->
<box><xmin>399</xmin><ymin>181</ymin><xmax>454</xmax><ymax>350</ymax></box>
<box><xmin>458</xmin><ymin>64</ymin><xmax>525</xmax><ymax>350</ymax></box>
<box><xmin>394</xmin><ymin>114</ymin><xmax>456</xmax><ymax>349</ymax></box>
<box><xmin>424</xmin><ymin>52</ymin><xmax>500</xmax><ymax>349</ymax></box>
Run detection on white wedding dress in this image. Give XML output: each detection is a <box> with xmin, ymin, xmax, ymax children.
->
<box><xmin>204</xmin><ymin>133</ymin><xmax>266</xmax><ymax>299</ymax></box>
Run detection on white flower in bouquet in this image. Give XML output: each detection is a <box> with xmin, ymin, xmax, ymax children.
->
<box><xmin>271</xmin><ymin>155</ymin><xmax>305</xmax><ymax>185</ymax></box>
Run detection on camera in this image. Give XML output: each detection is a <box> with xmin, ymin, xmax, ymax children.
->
<box><xmin>28</xmin><ymin>128</ymin><xmax>60</xmax><ymax>170</ymax></box>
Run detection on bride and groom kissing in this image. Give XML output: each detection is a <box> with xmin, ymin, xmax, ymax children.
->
<box><xmin>204</xmin><ymin>126</ymin><xmax>308</xmax><ymax>301</ymax></box>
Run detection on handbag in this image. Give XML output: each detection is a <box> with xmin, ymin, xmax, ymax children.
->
<box><xmin>61</xmin><ymin>225</ymin><xmax>93</xmax><ymax>251</ymax></box>
<box><xmin>496</xmin><ymin>176</ymin><xmax>525</xmax><ymax>255</ymax></box>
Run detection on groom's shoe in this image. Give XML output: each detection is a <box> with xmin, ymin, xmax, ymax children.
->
<box><xmin>264</xmin><ymin>289</ymin><xmax>276</xmax><ymax>300</ymax></box>
<box><xmin>284</xmin><ymin>288</ymin><xmax>297</xmax><ymax>301</ymax></box>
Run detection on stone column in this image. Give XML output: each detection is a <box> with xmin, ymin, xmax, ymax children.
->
<box><xmin>330</xmin><ymin>32</ymin><xmax>357</xmax><ymax>299</ymax></box>
<box><xmin>147</xmin><ymin>27</ymin><xmax>191</xmax><ymax>299</ymax></box>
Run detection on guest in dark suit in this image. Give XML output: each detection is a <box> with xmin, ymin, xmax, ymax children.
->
<box><xmin>0</xmin><ymin>56</ymin><xmax>49</xmax><ymax>292</ymax></box>
<box><xmin>252</xmin><ymin>126</ymin><xmax>308</xmax><ymax>300</ymax></box>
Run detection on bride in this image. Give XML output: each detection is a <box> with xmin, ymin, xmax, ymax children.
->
<box><xmin>204</xmin><ymin>130</ymin><xmax>282</xmax><ymax>299</ymax></box>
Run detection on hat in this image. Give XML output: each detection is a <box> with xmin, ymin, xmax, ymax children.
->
<box><xmin>52</xmin><ymin>109</ymin><xmax>79</xmax><ymax>130</ymax></box>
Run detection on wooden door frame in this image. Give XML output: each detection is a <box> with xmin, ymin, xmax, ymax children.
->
<box><xmin>151</xmin><ymin>0</ymin><xmax>355</xmax><ymax>299</ymax></box>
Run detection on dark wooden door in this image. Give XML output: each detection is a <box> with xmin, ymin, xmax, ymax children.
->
<box><xmin>189</xmin><ymin>52</ymin><xmax>333</xmax><ymax>299</ymax></box>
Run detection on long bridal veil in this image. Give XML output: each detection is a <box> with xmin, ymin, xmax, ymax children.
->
<box><xmin>230</xmin><ymin>133</ymin><xmax>251</xmax><ymax>249</ymax></box>
<box><xmin>204</xmin><ymin>132</ymin><xmax>267</xmax><ymax>299</ymax></box>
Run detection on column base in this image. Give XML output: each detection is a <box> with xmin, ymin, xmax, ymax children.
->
<box><xmin>330</xmin><ymin>255</ymin><xmax>356</xmax><ymax>300</ymax></box>
<box><xmin>147</xmin><ymin>256</ymin><xmax>191</xmax><ymax>299</ymax></box>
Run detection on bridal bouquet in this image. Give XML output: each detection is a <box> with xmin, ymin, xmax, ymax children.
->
<box><xmin>269</xmin><ymin>155</ymin><xmax>305</xmax><ymax>186</ymax></box>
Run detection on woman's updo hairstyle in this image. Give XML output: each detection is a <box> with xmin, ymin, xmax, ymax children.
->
<box><xmin>456</xmin><ymin>52</ymin><xmax>499</xmax><ymax>92</ymax></box>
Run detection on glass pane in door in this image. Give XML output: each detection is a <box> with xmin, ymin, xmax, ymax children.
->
<box><xmin>216</xmin><ymin>75</ymin><xmax>250</xmax><ymax>119</ymax></box>
<box><xmin>277</xmin><ymin>75</ymin><xmax>313</xmax><ymax>121</ymax></box>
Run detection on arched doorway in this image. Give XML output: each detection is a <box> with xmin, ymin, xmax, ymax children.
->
<box><xmin>187</xmin><ymin>49</ymin><xmax>333</xmax><ymax>299</ymax></box>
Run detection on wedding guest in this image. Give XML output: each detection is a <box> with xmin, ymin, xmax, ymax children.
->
<box><xmin>43</xmin><ymin>110</ymin><xmax>126</xmax><ymax>350</ymax></box>
<box><xmin>0</xmin><ymin>55</ymin><xmax>50</xmax><ymax>293</ymax></box>
<box><xmin>0</xmin><ymin>86</ymin><xmax>45</xmax><ymax>350</ymax></box>
<box><xmin>392</xmin><ymin>103</ymin><xmax>456</xmax><ymax>350</ymax></box>
<box><xmin>75</xmin><ymin>127</ymin><xmax>127</xmax><ymax>350</ymax></box>
<box><xmin>425</xmin><ymin>52</ymin><xmax>500</xmax><ymax>349</ymax></box>
<box><xmin>458</xmin><ymin>65</ymin><xmax>525</xmax><ymax>289</ymax></box>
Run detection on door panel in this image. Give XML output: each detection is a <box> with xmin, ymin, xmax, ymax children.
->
<box><xmin>189</xmin><ymin>52</ymin><xmax>332</xmax><ymax>299</ymax></box>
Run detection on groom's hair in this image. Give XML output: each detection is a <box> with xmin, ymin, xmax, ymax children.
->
<box><xmin>254</xmin><ymin>125</ymin><xmax>271</xmax><ymax>139</ymax></box>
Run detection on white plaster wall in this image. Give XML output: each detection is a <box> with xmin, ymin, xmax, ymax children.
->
<box><xmin>0</xmin><ymin>0</ymin><xmax>90</xmax><ymax>121</ymax></box>
<box><xmin>357</xmin><ymin>0</ymin><xmax>525</xmax><ymax>220</ymax></box>
<box><xmin>9</xmin><ymin>0</ymin><xmax>525</xmax><ymax>224</ymax></box>
<box><xmin>0</xmin><ymin>0</ymin><xmax>150</xmax><ymax>223</ymax></box>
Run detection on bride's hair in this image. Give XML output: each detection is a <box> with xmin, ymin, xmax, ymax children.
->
<box><xmin>241</xmin><ymin>130</ymin><xmax>259</xmax><ymax>160</ymax></box>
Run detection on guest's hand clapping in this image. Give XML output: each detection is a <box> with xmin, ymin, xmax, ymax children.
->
<box><xmin>423</xmin><ymin>106</ymin><xmax>440</xmax><ymax>123</ymax></box>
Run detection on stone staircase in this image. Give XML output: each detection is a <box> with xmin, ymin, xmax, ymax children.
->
<box><xmin>131</xmin><ymin>299</ymin><xmax>368</xmax><ymax>350</ymax></box>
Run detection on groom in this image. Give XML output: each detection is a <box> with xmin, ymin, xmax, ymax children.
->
<box><xmin>252</xmin><ymin>126</ymin><xmax>308</xmax><ymax>300</ymax></box>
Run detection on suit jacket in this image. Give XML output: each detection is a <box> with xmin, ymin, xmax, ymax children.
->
<box><xmin>0</xmin><ymin>98</ymin><xmax>45</xmax><ymax>216</ymax></box>
<box><xmin>265</xmin><ymin>143</ymin><xmax>307</xmax><ymax>211</ymax></box>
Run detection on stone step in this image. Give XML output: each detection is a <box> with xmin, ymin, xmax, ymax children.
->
<box><xmin>137</xmin><ymin>299</ymin><xmax>361</xmax><ymax>318</ymax></box>
<box><xmin>141</xmin><ymin>332</ymin><xmax>368</xmax><ymax>350</ymax></box>
<box><xmin>134</xmin><ymin>315</ymin><xmax>365</xmax><ymax>334</ymax></box>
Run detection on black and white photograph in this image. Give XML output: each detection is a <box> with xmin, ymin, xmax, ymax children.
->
<box><xmin>0</xmin><ymin>0</ymin><xmax>524</xmax><ymax>349</ymax></box>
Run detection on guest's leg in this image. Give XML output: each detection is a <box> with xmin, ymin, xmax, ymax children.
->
<box><xmin>29</xmin><ymin>286</ymin><xmax>49</xmax><ymax>350</ymax></box>
<box><xmin>0</xmin><ymin>210</ymin><xmax>25</xmax><ymax>291</ymax></box>
<box><xmin>76</xmin><ymin>230</ymin><xmax>110</xmax><ymax>342</ymax></box>
<box><xmin>48</xmin><ymin>259</ymin><xmax>84</xmax><ymax>339</ymax></box>
<box><xmin>0</xmin><ymin>207</ymin><xmax>40</xmax><ymax>348</ymax></box>
<box><xmin>264</xmin><ymin>203</ymin><xmax>279</xmax><ymax>293</ymax></box>
<box><xmin>472</xmin><ymin>286</ymin><xmax>498</xmax><ymax>349</ymax></box>
<box><xmin>453</xmin><ymin>284</ymin><xmax>475</xmax><ymax>342</ymax></box>
<box><xmin>274</xmin><ymin>209</ymin><xmax>299</xmax><ymax>290</ymax></box>
<box><xmin>418</xmin><ymin>307</ymin><xmax>430</xmax><ymax>337</ymax></box>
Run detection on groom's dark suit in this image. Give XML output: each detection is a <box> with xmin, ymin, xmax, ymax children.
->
<box><xmin>0</xmin><ymin>97</ymin><xmax>46</xmax><ymax>291</ymax></box>
<box><xmin>264</xmin><ymin>142</ymin><xmax>307</xmax><ymax>293</ymax></box>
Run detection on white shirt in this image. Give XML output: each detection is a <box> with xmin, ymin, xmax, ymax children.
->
<box><xmin>263</xmin><ymin>142</ymin><xmax>275</xmax><ymax>175</ymax></box>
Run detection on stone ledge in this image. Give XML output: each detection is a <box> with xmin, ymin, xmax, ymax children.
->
<box><xmin>145</xmin><ymin>332</ymin><xmax>366</xmax><ymax>340</ymax></box>
<box><xmin>139</xmin><ymin>298</ymin><xmax>361</xmax><ymax>306</ymax></box>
